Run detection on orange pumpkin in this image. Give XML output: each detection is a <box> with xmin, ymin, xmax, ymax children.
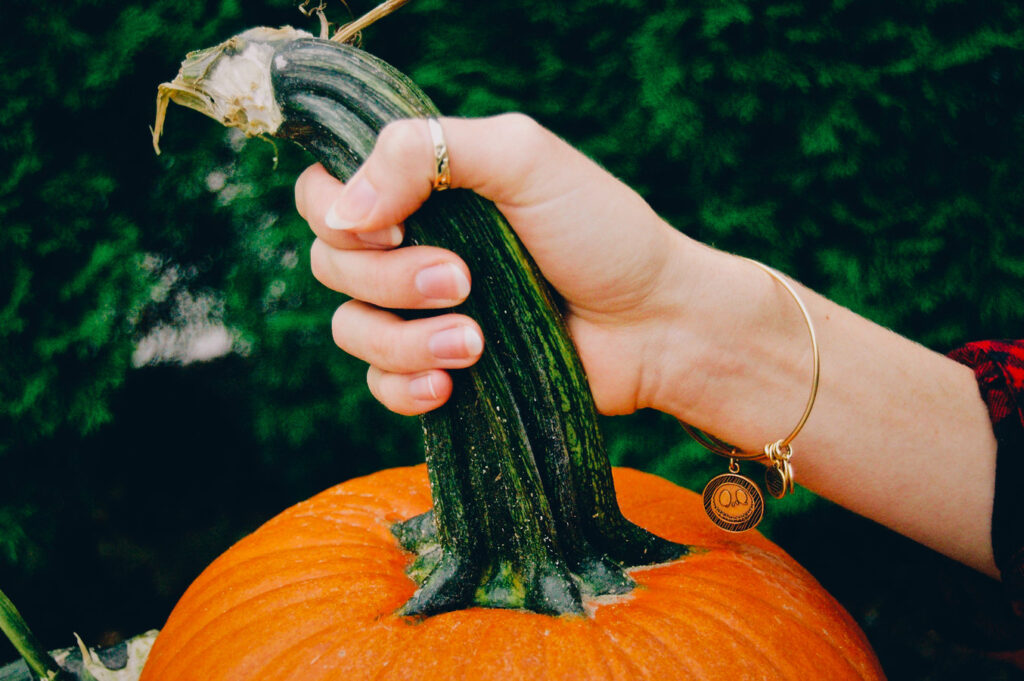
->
<box><xmin>140</xmin><ymin>465</ymin><xmax>884</xmax><ymax>681</ymax></box>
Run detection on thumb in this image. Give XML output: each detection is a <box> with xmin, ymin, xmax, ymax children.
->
<box><xmin>320</xmin><ymin>113</ymin><xmax>589</xmax><ymax>233</ymax></box>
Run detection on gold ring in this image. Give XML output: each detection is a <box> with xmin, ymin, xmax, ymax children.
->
<box><xmin>427</xmin><ymin>117</ymin><xmax>451</xmax><ymax>191</ymax></box>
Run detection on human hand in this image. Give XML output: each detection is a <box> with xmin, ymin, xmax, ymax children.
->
<box><xmin>295</xmin><ymin>114</ymin><xmax>751</xmax><ymax>417</ymax></box>
<box><xmin>293</xmin><ymin>115</ymin><xmax>1008</xmax><ymax>575</ymax></box>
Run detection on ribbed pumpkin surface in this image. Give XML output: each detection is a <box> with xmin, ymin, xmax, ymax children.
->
<box><xmin>139</xmin><ymin>466</ymin><xmax>884</xmax><ymax>680</ymax></box>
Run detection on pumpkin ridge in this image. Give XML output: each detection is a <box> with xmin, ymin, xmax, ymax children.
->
<box><xmin>282</xmin><ymin>621</ymin><xmax>408</xmax><ymax>681</ymax></box>
<box><xmin>368</xmin><ymin>618</ymin><xmax>478</xmax><ymax>681</ymax></box>
<box><xmin>154</xmin><ymin>572</ymin><xmax>412</xmax><ymax>676</ymax></box>
<box><xmin>647</xmin><ymin>571</ymin><xmax>829</xmax><ymax>630</ymax></box>
<box><xmin>162</xmin><ymin>597</ymin><xmax>387</xmax><ymax>681</ymax></box>
<box><xmin>261</xmin><ymin>622</ymin><xmax>353</xmax><ymax>680</ymax></box>
<box><xmin>562</xmin><ymin>622</ymin><xmax>615</xmax><ymax>681</ymax></box>
<box><xmin>442</xmin><ymin>616</ymin><xmax>504</xmax><ymax>681</ymax></box>
<box><xmin>537</xmin><ymin>621</ymin><xmax>614</xmax><ymax>681</ymax></box>
<box><xmin>593</xmin><ymin>603</ymin><xmax>699</xmax><ymax>680</ymax></box>
<box><xmin>265</xmin><ymin>508</ymin><xmax>404</xmax><ymax>531</ymax></box>
<box><xmin>634</xmin><ymin>580</ymin><xmax>871</xmax><ymax>678</ymax></box>
<box><xmin>353</xmin><ymin>630</ymin><xmax>409</xmax><ymax>681</ymax></box>
<box><xmin>247</xmin><ymin>522</ymin><xmax>402</xmax><ymax>548</ymax></box>
<box><xmin>644</xmin><ymin>562</ymin><xmax>854</xmax><ymax>636</ymax></box>
<box><xmin>627</xmin><ymin>599</ymin><xmax>791</xmax><ymax>679</ymax></box>
<box><xmin>289</xmin><ymin>495</ymin><xmax>407</xmax><ymax>515</ymax></box>
<box><xmin>195</xmin><ymin>540</ymin><xmax>406</xmax><ymax>579</ymax></box>
<box><xmin>185</xmin><ymin>525</ymin><xmax>409</xmax><ymax>588</ymax></box>
<box><xmin>586</xmin><ymin>618</ymin><xmax>657</xmax><ymax>681</ymax></box>
<box><xmin>178</xmin><ymin>534</ymin><xmax>407</xmax><ymax>586</ymax></box>
<box><xmin>169</xmin><ymin>553</ymin><xmax>411</xmax><ymax>629</ymax></box>
<box><xmin>365</xmin><ymin>642</ymin><xmax>408</xmax><ymax>681</ymax></box>
<box><xmin>254</xmin><ymin>617</ymin><xmax>386</xmax><ymax>681</ymax></box>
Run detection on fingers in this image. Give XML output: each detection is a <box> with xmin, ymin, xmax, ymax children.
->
<box><xmin>298</xmin><ymin>113</ymin><xmax>580</xmax><ymax>238</ymax></box>
<box><xmin>295</xmin><ymin>114</ymin><xmax>674</xmax><ymax>319</ymax></box>
<box><xmin>336</xmin><ymin>302</ymin><xmax>483</xmax><ymax>416</ymax></box>
<box><xmin>332</xmin><ymin>302</ymin><xmax>483</xmax><ymax>374</ymax></box>
<box><xmin>367</xmin><ymin>367</ymin><xmax>452</xmax><ymax>416</ymax></box>
<box><xmin>296</xmin><ymin>164</ymin><xmax>405</xmax><ymax>250</ymax></box>
<box><xmin>310</xmin><ymin>238</ymin><xmax>471</xmax><ymax>309</ymax></box>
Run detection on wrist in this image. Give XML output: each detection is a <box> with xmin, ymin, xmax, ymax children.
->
<box><xmin>641</xmin><ymin>241</ymin><xmax>813</xmax><ymax>451</ymax></box>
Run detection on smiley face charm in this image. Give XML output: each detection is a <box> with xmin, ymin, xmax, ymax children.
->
<box><xmin>702</xmin><ymin>469</ymin><xmax>765</xmax><ymax>533</ymax></box>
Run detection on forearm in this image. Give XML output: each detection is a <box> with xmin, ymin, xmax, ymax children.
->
<box><xmin>654</xmin><ymin>235</ymin><xmax>998</xmax><ymax>576</ymax></box>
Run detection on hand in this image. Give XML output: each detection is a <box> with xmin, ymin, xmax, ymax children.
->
<box><xmin>295</xmin><ymin>113</ymin><xmax>739</xmax><ymax>417</ymax></box>
<box><xmin>295</xmin><ymin>114</ymin><xmax>1001</xmax><ymax>575</ymax></box>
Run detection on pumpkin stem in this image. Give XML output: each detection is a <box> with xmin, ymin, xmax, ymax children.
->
<box><xmin>156</xmin><ymin>32</ymin><xmax>690</xmax><ymax>618</ymax></box>
<box><xmin>268</xmin><ymin>38</ymin><xmax>690</xmax><ymax>616</ymax></box>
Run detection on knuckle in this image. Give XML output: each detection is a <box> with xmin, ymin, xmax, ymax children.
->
<box><xmin>330</xmin><ymin>304</ymin><xmax>349</xmax><ymax>349</ymax></box>
<box><xmin>366</xmin><ymin>365</ymin><xmax>385</xmax><ymax>401</ymax></box>
<box><xmin>495</xmin><ymin>113</ymin><xmax>549</xmax><ymax>174</ymax></box>
<box><xmin>377</xmin><ymin>119</ymin><xmax>426</xmax><ymax>160</ymax></box>
<box><xmin>309</xmin><ymin>240</ymin><xmax>328</xmax><ymax>283</ymax></box>
<box><xmin>365</xmin><ymin>321</ymin><xmax>399</xmax><ymax>367</ymax></box>
<box><xmin>361</xmin><ymin>258</ymin><xmax>395</xmax><ymax>306</ymax></box>
<box><xmin>363</xmin><ymin>256</ymin><xmax>387</xmax><ymax>291</ymax></box>
<box><xmin>367</xmin><ymin>367</ymin><xmax>416</xmax><ymax>416</ymax></box>
<box><xmin>294</xmin><ymin>182</ymin><xmax>306</xmax><ymax>221</ymax></box>
<box><xmin>498</xmin><ymin>112</ymin><xmax>540</xmax><ymax>135</ymax></box>
<box><xmin>294</xmin><ymin>165</ymin><xmax>316</xmax><ymax>219</ymax></box>
<box><xmin>500</xmin><ymin>113</ymin><xmax>543</xmax><ymax>146</ymax></box>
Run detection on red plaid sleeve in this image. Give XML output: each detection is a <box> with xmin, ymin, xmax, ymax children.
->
<box><xmin>948</xmin><ymin>340</ymin><xmax>1024</xmax><ymax>608</ymax></box>
<box><xmin>948</xmin><ymin>341</ymin><xmax>1024</xmax><ymax>429</ymax></box>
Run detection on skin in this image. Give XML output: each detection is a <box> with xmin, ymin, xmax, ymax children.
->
<box><xmin>295</xmin><ymin>113</ymin><xmax>999</xmax><ymax>578</ymax></box>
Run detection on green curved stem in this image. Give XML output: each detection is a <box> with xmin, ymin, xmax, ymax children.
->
<box><xmin>0</xmin><ymin>587</ymin><xmax>66</xmax><ymax>681</ymax></box>
<box><xmin>270</xmin><ymin>39</ymin><xmax>690</xmax><ymax>616</ymax></box>
<box><xmin>156</xmin><ymin>31</ymin><xmax>690</xmax><ymax>619</ymax></box>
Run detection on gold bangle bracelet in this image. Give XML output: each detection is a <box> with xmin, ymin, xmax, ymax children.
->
<box><xmin>682</xmin><ymin>257</ymin><xmax>820</xmax><ymax>532</ymax></box>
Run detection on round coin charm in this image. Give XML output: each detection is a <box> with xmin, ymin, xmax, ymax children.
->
<box><xmin>702</xmin><ymin>472</ymin><xmax>765</xmax><ymax>533</ymax></box>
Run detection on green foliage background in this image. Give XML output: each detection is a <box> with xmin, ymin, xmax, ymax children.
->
<box><xmin>1</xmin><ymin>0</ymin><xmax>1023</xmax><ymax>677</ymax></box>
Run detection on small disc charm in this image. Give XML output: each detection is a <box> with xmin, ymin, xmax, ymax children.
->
<box><xmin>765</xmin><ymin>464</ymin><xmax>787</xmax><ymax>499</ymax></box>
<box><xmin>763</xmin><ymin>442</ymin><xmax>795</xmax><ymax>499</ymax></box>
<box><xmin>765</xmin><ymin>461</ymin><xmax>795</xmax><ymax>498</ymax></box>
<box><xmin>702</xmin><ymin>472</ymin><xmax>765</xmax><ymax>532</ymax></box>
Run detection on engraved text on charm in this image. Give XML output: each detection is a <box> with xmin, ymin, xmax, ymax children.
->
<box><xmin>702</xmin><ymin>473</ymin><xmax>765</xmax><ymax>532</ymax></box>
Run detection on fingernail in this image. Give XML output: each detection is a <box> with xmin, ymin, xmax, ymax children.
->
<box><xmin>409</xmin><ymin>373</ymin><xmax>440</xmax><ymax>400</ymax></box>
<box><xmin>415</xmin><ymin>263</ymin><xmax>471</xmax><ymax>302</ymax></box>
<box><xmin>325</xmin><ymin>177</ymin><xmax>377</xmax><ymax>230</ymax></box>
<box><xmin>357</xmin><ymin>226</ymin><xmax>403</xmax><ymax>247</ymax></box>
<box><xmin>429</xmin><ymin>326</ymin><xmax>483</xmax><ymax>360</ymax></box>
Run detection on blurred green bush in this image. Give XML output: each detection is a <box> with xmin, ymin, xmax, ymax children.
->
<box><xmin>1</xmin><ymin>0</ymin><xmax>1023</xmax><ymax>678</ymax></box>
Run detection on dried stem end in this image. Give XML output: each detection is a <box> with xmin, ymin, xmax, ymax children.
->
<box><xmin>151</xmin><ymin>1</ymin><xmax>415</xmax><ymax>154</ymax></box>
<box><xmin>151</xmin><ymin>27</ymin><xmax>312</xmax><ymax>154</ymax></box>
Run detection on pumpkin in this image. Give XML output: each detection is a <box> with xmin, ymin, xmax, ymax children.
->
<box><xmin>145</xmin><ymin>19</ymin><xmax>886</xmax><ymax>681</ymax></box>
<box><xmin>140</xmin><ymin>465</ymin><xmax>883</xmax><ymax>680</ymax></box>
